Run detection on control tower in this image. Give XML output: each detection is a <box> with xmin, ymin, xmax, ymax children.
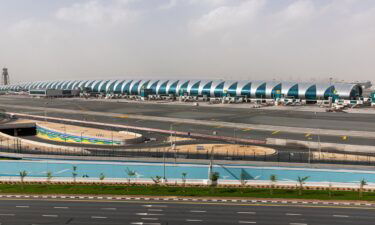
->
<box><xmin>2</xmin><ymin>68</ymin><xmax>9</xmax><ymax>85</ymax></box>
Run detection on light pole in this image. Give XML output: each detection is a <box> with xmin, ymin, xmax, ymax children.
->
<box><xmin>314</xmin><ymin>111</ymin><xmax>321</xmax><ymax>157</ymax></box>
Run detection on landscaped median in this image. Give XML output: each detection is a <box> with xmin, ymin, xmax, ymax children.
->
<box><xmin>0</xmin><ymin>182</ymin><xmax>374</xmax><ymax>202</ymax></box>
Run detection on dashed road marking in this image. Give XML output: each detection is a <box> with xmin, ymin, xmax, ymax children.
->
<box><xmin>54</xmin><ymin>206</ymin><xmax>69</xmax><ymax>209</ymax></box>
<box><xmin>333</xmin><ymin>215</ymin><xmax>349</xmax><ymax>218</ymax></box>
<box><xmin>42</xmin><ymin>215</ymin><xmax>58</xmax><ymax>217</ymax></box>
<box><xmin>16</xmin><ymin>206</ymin><xmax>29</xmax><ymax>208</ymax></box>
<box><xmin>239</xmin><ymin>221</ymin><xmax>257</xmax><ymax>224</ymax></box>
<box><xmin>237</xmin><ymin>212</ymin><xmax>256</xmax><ymax>214</ymax></box>
<box><xmin>186</xmin><ymin>219</ymin><xmax>203</xmax><ymax>222</ymax></box>
<box><xmin>91</xmin><ymin>216</ymin><xmax>107</xmax><ymax>219</ymax></box>
<box><xmin>286</xmin><ymin>213</ymin><xmax>302</xmax><ymax>216</ymax></box>
<box><xmin>190</xmin><ymin>210</ymin><xmax>206</xmax><ymax>213</ymax></box>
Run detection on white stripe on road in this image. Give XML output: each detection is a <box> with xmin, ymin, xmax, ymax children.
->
<box><xmin>54</xmin><ymin>206</ymin><xmax>69</xmax><ymax>209</ymax></box>
<box><xmin>136</xmin><ymin>213</ymin><xmax>164</xmax><ymax>216</ymax></box>
<box><xmin>286</xmin><ymin>213</ymin><xmax>302</xmax><ymax>216</ymax></box>
<box><xmin>333</xmin><ymin>215</ymin><xmax>349</xmax><ymax>218</ymax></box>
<box><xmin>0</xmin><ymin>214</ymin><xmax>15</xmax><ymax>216</ymax></box>
<box><xmin>91</xmin><ymin>216</ymin><xmax>107</xmax><ymax>219</ymax></box>
<box><xmin>148</xmin><ymin>209</ymin><xmax>163</xmax><ymax>212</ymax></box>
<box><xmin>239</xmin><ymin>221</ymin><xmax>256</xmax><ymax>224</ymax></box>
<box><xmin>141</xmin><ymin>218</ymin><xmax>159</xmax><ymax>220</ymax></box>
<box><xmin>237</xmin><ymin>212</ymin><xmax>256</xmax><ymax>214</ymax></box>
<box><xmin>186</xmin><ymin>219</ymin><xmax>203</xmax><ymax>222</ymax></box>
<box><xmin>190</xmin><ymin>210</ymin><xmax>206</xmax><ymax>213</ymax></box>
<box><xmin>101</xmin><ymin>208</ymin><xmax>117</xmax><ymax>210</ymax></box>
<box><xmin>42</xmin><ymin>215</ymin><xmax>58</xmax><ymax>217</ymax></box>
<box><xmin>16</xmin><ymin>206</ymin><xmax>29</xmax><ymax>208</ymax></box>
<box><xmin>131</xmin><ymin>222</ymin><xmax>161</xmax><ymax>225</ymax></box>
<box><xmin>290</xmin><ymin>223</ymin><xmax>307</xmax><ymax>225</ymax></box>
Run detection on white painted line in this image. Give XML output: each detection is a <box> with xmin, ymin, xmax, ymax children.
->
<box><xmin>91</xmin><ymin>216</ymin><xmax>107</xmax><ymax>219</ymax></box>
<box><xmin>142</xmin><ymin>205</ymin><xmax>167</xmax><ymax>208</ymax></box>
<box><xmin>333</xmin><ymin>215</ymin><xmax>349</xmax><ymax>218</ymax></box>
<box><xmin>54</xmin><ymin>206</ymin><xmax>69</xmax><ymax>209</ymax></box>
<box><xmin>190</xmin><ymin>210</ymin><xmax>206</xmax><ymax>213</ymax></box>
<box><xmin>0</xmin><ymin>214</ymin><xmax>15</xmax><ymax>216</ymax></box>
<box><xmin>42</xmin><ymin>215</ymin><xmax>58</xmax><ymax>217</ymax></box>
<box><xmin>101</xmin><ymin>208</ymin><xmax>117</xmax><ymax>210</ymax></box>
<box><xmin>141</xmin><ymin>218</ymin><xmax>158</xmax><ymax>220</ymax></box>
<box><xmin>16</xmin><ymin>206</ymin><xmax>29</xmax><ymax>208</ymax></box>
<box><xmin>131</xmin><ymin>222</ymin><xmax>161</xmax><ymax>225</ymax></box>
<box><xmin>148</xmin><ymin>209</ymin><xmax>163</xmax><ymax>212</ymax></box>
<box><xmin>237</xmin><ymin>212</ymin><xmax>256</xmax><ymax>214</ymax></box>
<box><xmin>289</xmin><ymin>223</ymin><xmax>307</xmax><ymax>225</ymax></box>
<box><xmin>186</xmin><ymin>219</ymin><xmax>203</xmax><ymax>222</ymax></box>
<box><xmin>239</xmin><ymin>221</ymin><xmax>257</xmax><ymax>224</ymax></box>
<box><xmin>286</xmin><ymin>213</ymin><xmax>302</xmax><ymax>216</ymax></box>
<box><xmin>136</xmin><ymin>213</ymin><xmax>164</xmax><ymax>216</ymax></box>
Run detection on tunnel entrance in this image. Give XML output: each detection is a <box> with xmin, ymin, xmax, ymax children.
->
<box><xmin>0</xmin><ymin>123</ymin><xmax>36</xmax><ymax>137</ymax></box>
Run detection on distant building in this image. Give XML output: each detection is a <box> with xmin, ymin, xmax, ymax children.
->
<box><xmin>0</xmin><ymin>79</ymin><xmax>363</xmax><ymax>101</ymax></box>
<box><xmin>1</xmin><ymin>68</ymin><xmax>9</xmax><ymax>86</ymax></box>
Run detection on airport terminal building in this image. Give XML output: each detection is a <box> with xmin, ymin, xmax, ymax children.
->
<box><xmin>0</xmin><ymin>79</ymin><xmax>363</xmax><ymax>101</ymax></box>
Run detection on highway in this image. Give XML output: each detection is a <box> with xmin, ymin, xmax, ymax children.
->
<box><xmin>0</xmin><ymin>198</ymin><xmax>373</xmax><ymax>224</ymax></box>
<box><xmin>0</xmin><ymin>96</ymin><xmax>375</xmax><ymax>147</ymax></box>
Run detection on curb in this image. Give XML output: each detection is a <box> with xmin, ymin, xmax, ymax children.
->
<box><xmin>0</xmin><ymin>194</ymin><xmax>373</xmax><ymax>207</ymax></box>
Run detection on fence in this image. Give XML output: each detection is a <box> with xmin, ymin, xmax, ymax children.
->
<box><xmin>1</xmin><ymin>138</ymin><xmax>375</xmax><ymax>166</ymax></box>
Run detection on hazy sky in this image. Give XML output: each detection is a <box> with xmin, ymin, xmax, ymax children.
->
<box><xmin>0</xmin><ymin>0</ymin><xmax>374</xmax><ymax>83</ymax></box>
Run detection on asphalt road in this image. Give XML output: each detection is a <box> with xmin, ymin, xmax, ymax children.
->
<box><xmin>0</xmin><ymin>198</ymin><xmax>373</xmax><ymax>225</ymax></box>
<box><xmin>1</xmin><ymin>96</ymin><xmax>375</xmax><ymax>147</ymax></box>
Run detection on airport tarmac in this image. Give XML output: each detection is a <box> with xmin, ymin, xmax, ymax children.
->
<box><xmin>1</xmin><ymin>96</ymin><xmax>375</xmax><ymax>147</ymax></box>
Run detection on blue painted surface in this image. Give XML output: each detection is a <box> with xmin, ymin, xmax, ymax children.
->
<box><xmin>1</xmin><ymin>160</ymin><xmax>375</xmax><ymax>183</ymax></box>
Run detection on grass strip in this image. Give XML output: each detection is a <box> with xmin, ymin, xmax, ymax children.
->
<box><xmin>0</xmin><ymin>184</ymin><xmax>374</xmax><ymax>201</ymax></box>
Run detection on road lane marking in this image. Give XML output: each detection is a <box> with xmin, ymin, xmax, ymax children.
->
<box><xmin>239</xmin><ymin>221</ymin><xmax>256</xmax><ymax>224</ymax></box>
<box><xmin>16</xmin><ymin>206</ymin><xmax>29</xmax><ymax>208</ymax></box>
<box><xmin>42</xmin><ymin>215</ymin><xmax>58</xmax><ymax>217</ymax></box>
<box><xmin>131</xmin><ymin>223</ymin><xmax>161</xmax><ymax>225</ymax></box>
<box><xmin>286</xmin><ymin>213</ymin><xmax>302</xmax><ymax>216</ymax></box>
<box><xmin>142</xmin><ymin>205</ymin><xmax>167</xmax><ymax>208</ymax></box>
<box><xmin>0</xmin><ymin>214</ymin><xmax>15</xmax><ymax>216</ymax></box>
<box><xmin>137</xmin><ymin>213</ymin><xmax>164</xmax><ymax>216</ymax></box>
<box><xmin>186</xmin><ymin>219</ymin><xmax>203</xmax><ymax>222</ymax></box>
<box><xmin>289</xmin><ymin>223</ymin><xmax>307</xmax><ymax>225</ymax></box>
<box><xmin>190</xmin><ymin>210</ymin><xmax>206</xmax><ymax>213</ymax></box>
<box><xmin>148</xmin><ymin>209</ymin><xmax>163</xmax><ymax>212</ymax></box>
<box><xmin>237</xmin><ymin>212</ymin><xmax>256</xmax><ymax>214</ymax></box>
<box><xmin>333</xmin><ymin>215</ymin><xmax>349</xmax><ymax>218</ymax></box>
<box><xmin>141</xmin><ymin>218</ymin><xmax>158</xmax><ymax>220</ymax></box>
<box><xmin>91</xmin><ymin>216</ymin><xmax>107</xmax><ymax>219</ymax></box>
<box><xmin>54</xmin><ymin>206</ymin><xmax>69</xmax><ymax>209</ymax></box>
<box><xmin>101</xmin><ymin>207</ymin><xmax>117</xmax><ymax>210</ymax></box>
<box><xmin>272</xmin><ymin>130</ymin><xmax>280</xmax><ymax>135</ymax></box>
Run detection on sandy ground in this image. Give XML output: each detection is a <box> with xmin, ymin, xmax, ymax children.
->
<box><xmin>134</xmin><ymin>143</ymin><xmax>276</xmax><ymax>156</ymax></box>
<box><xmin>313</xmin><ymin>152</ymin><xmax>375</xmax><ymax>162</ymax></box>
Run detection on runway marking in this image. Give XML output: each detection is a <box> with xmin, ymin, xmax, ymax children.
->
<box><xmin>333</xmin><ymin>215</ymin><xmax>349</xmax><ymax>218</ymax></box>
<box><xmin>54</xmin><ymin>206</ymin><xmax>69</xmax><ymax>209</ymax></box>
<box><xmin>286</xmin><ymin>213</ymin><xmax>302</xmax><ymax>216</ymax></box>
<box><xmin>272</xmin><ymin>130</ymin><xmax>280</xmax><ymax>135</ymax></box>
<box><xmin>237</xmin><ymin>212</ymin><xmax>256</xmax><ymax>214</ymax></box>
<box><xmin>91</xmin><ymin>216</ymin><xmax>107</xmax><ymax>219</ymax></box>
<box><xmin>342</xmin><ymin>136</ymin><xmax>348</xmax><ymax>140</ymax></box>
<box><xmin>190</xmin><ymin>210</ymin><xmax>206</xmax><ymax>213</ymax></box>
<box><xmin>305</xmin><ymin>133</ymin><xmax>311</xmax><ymax>137</ymax></box>
<box><xmin>186</xmin><ymin>219</ymin><xmax>203</xmax><ymax>222</ymax></box>
<box><xmin>239</xmin><ymin>221</ymin><xmax>256</xmax><ymax>224</ymax></box>
<box><xmin>42</xmin><ymin>214</ymin><xmax>58</xmax><ymax>217</ymax></box>
<box><xmin>16</xmin><ymin>205</ymin><xmax>29</xmax><ymax>208</ymax></box>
